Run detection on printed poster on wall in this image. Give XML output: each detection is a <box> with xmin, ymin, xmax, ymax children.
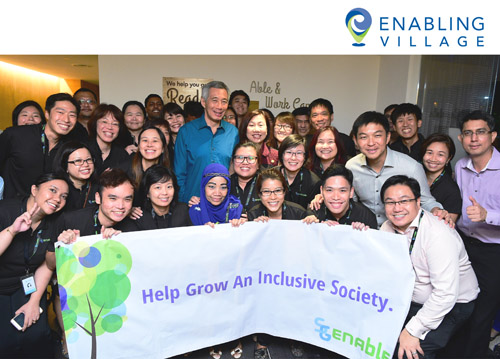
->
<box><xmin>162</xmin><ymin>77</ymin><xmax>213</xmax><ymax>105</ymax></box>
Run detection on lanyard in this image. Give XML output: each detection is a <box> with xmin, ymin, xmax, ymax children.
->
<box><xmin>406</xmin><ymin>210</ymin><xmax>425</xmax><ymax>255</ymax></box>
<box><xmin>82</xmin><ymin>182</ymin><xmax>92</xmax><ymax>208</ymax></box>
<box><xmin>324</xmin><ymin>202</ymin><xmax>352</xmax><ymax>222</ymax></box>
<box><xmin>235</xmin><ymin>177</ymin><xmax>257</xmax><ymax>208</ymax></box>
<box><xmin>264</xmin><ymin>202</ymin><xmax>287</xmax><ymax>218</ymax></box>
<box><xmin>24</xmin><ymin>229</ymin><xmax>43</xmax><ymax>273</ymax></box>
<box><xmin>93</xmin><ymin>208</ymin><xmax>101</xmax><ymax>234</ymax></box>
<box><xmin>430</xmin><ymin>169</ymin><xmax>446</xmax><ymax>189</ymax></box>
<box><xmin>283</xmin><ymin>167</ymin><xmax>306</xmax><ymax>197</ymax></box>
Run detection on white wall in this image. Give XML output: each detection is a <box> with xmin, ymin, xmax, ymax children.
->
<box><xmin>99</xmin><ymin>55</ymin><xmax>418</xmax><ymax>134</ymax></box>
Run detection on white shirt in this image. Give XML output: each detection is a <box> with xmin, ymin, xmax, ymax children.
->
<box><xmin>381</xmin><ymin>209</ymin><xmax>479</xmax><ymax>339</ymax></box>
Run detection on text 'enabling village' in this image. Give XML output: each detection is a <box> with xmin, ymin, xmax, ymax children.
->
<box><xmin>378</xmin><ymin>16</ymin><xmax>484</xmax><ymax>47</ymax></box>
<box><xmin>141</xmin><ymin>271</ymin><xmax>391</xmax><ymax>313</ymax></box>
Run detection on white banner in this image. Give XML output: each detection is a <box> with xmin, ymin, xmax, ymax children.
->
<box><xmin>56</xmin><ymin>221</ymin><xmax>414</xmax><ymax>359</ymax></box>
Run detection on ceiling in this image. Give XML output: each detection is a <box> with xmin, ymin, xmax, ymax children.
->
<box><xmin>0</xmin><ymin>55</ymin><xmax>99</xmax><ymax>84</ymax></box>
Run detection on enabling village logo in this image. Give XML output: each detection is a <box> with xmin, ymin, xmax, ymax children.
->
<box><xmin>345</xmin><ymin>8</ymin><xmax>372</xmax><ymax>46</ymax></box>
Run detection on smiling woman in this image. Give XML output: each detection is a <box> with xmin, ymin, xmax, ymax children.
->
<box><xmin>239</xmin><ymin>110</ymin><xmax>278</xmax><ymax>167</ymax></box>
<box><xmin>0</xmin><ymin>173</ymin><xmax>68</xmax><ymax>358</ymax></box>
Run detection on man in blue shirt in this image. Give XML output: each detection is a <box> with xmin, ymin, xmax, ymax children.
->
<box><xmin>174</xmin><ymin>81</ymin><xmax>239</xmax><ymax>203</ymax></box>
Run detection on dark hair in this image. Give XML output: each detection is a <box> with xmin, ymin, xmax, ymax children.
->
<box><xmin>130</xmin><ymin>125</ymin><xmax>170</xmax><ymax>187</ymax></box>
<box><xmin>256</xmin><ymin>167</ymin><xmax>288</xmax><ymax>195</ymax></box>
<box><xmin>97</xmin><ymin>168</ymin><xmax>134</xmax><ymax>197</ymax></box>
<box><xmin>459</xmin><ymin>110</ymin><xmax>496</xmax><ymax>132</ymax></box>
<box><xmin>52</xmin><ymin>140</ymin><xmax>97</xmax><ymax>183</ymax></box>
<box><xmin>33</xmin><ymin>172</ymin><xmax>68</xmax><ymax>187</ymax></box>
<box><xmin>390</xmin><ymin>103</ymin><xmax>422</xmax><ymax>124</ymax></box>
<box><xmin>45</xmin><ymin>93</ymin><xmax>80</xmax><ymax>116</ymax></box>
<box><xmin>88</xmin><ymin>103</ymin><xmax>125</xmax><ymax>139</ymax></box>
<box><xmin>144</xmin><ymin>94</ymin><xmax>163</xmax><ymax>107</ymax></box>
<box><xmin>229</xmin><ymin>90</ymin><xmax>250</xmax><ymax>107</ymax></box>
<box><xmin>73</xmin><ymin>88</ymin><xmax>98</xmax><ymax>102</ymax></box>
<box><xmin>201</xmin><ymin>81</ymin><xmax>229</xmax><ymax>101</ymax></box>
<box><xmin>140</xmin><ymin>165</ymin><xmax>179</xmax><ymax>209</ymax></box>
<box><xmin>12</xmin><ymin>100</ymin><xmax>46</xmax><ymax>126</ymax></box>
<box><xmin>122</xmin><ymin>100</ymin><xmax>147</xmax><ymax>118</ymax></box>
<box><xmin>239</xmin><ymin>110</ymin><xmax>275</xmax><ymax>159</ymax></box>
<box><xmin>307</xmin><ymin>126</ymin><xmax>347</xmax><ymax>172</ymax></box>
<box><xmin>321</xmin><ymin>164</ymin><xmax>353</xmax><ymax>187</ymax></box>
<box><xmin>309</xmin><ymin>98</ymin><xmax>334</xmax><ymax>115</ymax></box>
<box><xmin>163</xmin><ymin>102</ymin><xmax>185</xmax><ymax>118</ymax></box>
<box><xmin>380</xmin><ymin>175</ymin><xmax>421</xmax><ymax>203</ymax></box>
<box><xmin>420</xmin><ymin>133</ymin><xmax>456</xmax><ymax>161</ymax></box>
<box><xmin>278</xmin><ymin>134</ymin><xmax>307</xmax><ymax>164</ymax></box>
<box><xmin>292</xmin><ymin>107</ymin><xmax>309</xmax><ymax>117</ymax></box>
<box><xmin>260</xmin><ymin>108</ymin><xmax>275</xmax><ymax>123</ymax></box>
<box><xmin>231</xmin><ymin>141</ymin><xmax>260</xmax><ymax>165</ymax></box>
<box><xmin>224</xmin><ymin>106</ymin><xmax>238</xmax><ymax>127</ymax></box>
<box><xmin>269</xmin><ymin>112</ymin><xmax>296</xmax><ymax>149</ymax></box>
<box><xmin>352</xmin><ymin>111</ymin><xmax>390</xmax><ymax>137</ymax></box>
<box><xmin>383</xmin><ymin>104</ymin><xmax>398</xmax><ymax>115</ymax></box>
<box><xmin>184</xmin><ymin>101</ymin><xmax>204</xmax><ymax>119</ymax></box>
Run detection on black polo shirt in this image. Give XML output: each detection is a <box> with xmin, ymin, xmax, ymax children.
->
<box><xmin>281</xmin><ymin>167</ymin><xmax>321</xmax><ymax>209</ymax></box>
<box><xmin>247</xmin><ymin>200</ymin><xmax>313</xmax><ymax>221</ymax></box>
<box><xmin>230</xmin><ymin>173</ymin><xmax>261</xmax><ymax>214</ymax></box>
<box><xmin>389</xmin><ymin>133</ymin><xmax>425</xmax><ymax>162</ymax></box>
<box><xmin>430</xmin><ymin>171</ymin><xmax>462</xmax><ymax>216</ymax></box>
<box><xmin>88</xmin><ymin>140</ymin><xmax>131</xmax><ymax>175</ymax></box>
<box><xmin>313</xmin><ymin>200</ymin><xmax>378</xmax><ymax>229</ymax></box>
<box><xmin>0</xmin><ymin>198</ymin><xmax>58</xmax><ymax>295</ymax></box>
<box><xmin>0</xmin><ymin>124</ymin><xmax>67</xmax><ymax>199</ymax></box>
<box><xmin>66</xmin><ymin>121</ymin><xmax>90</xmax><ymax>144</ymax></box>
<box><xmin>120</xmin><ymin>203</ymin><xmax>192</xmax><ymax>231</ymax></box>
<box><xmin>56</xmin><ymin>204</ymin><xmax>135</xmax><ymax>237</ymax></box>
<box><xmin>64</xmin><ymin>180</ymin><xmax>98</xmax><ymax>211</ymax></box>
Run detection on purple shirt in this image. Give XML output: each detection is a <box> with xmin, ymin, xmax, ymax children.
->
<box><xmin>455</xmin><ymin>147</ymin><xmax>500</xmax><ymax>244</ymax></box>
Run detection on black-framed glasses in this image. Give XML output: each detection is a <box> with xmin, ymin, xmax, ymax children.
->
<box><xmin>461</xmin><ymin>129</ymin><xmax>492</xmax><ymax>138</ymax></box>
<box><xmin>383</xmin><ymin>198</ymin><xmax>417</xmax><ymax>207</ymax></box>
<box><xmin>68</xmin><ymin>158</ymin><xmax>94</xmax><ymax>167</ymax></box>
<box><xmin>275</xmin><ymin>124</ymin><xmax>292</xmax><ymax>131</ymax></box>
<box><xmin>284</xmin><ymin>150</ymin><xmax>305</xmax><ymax>159</ymax></box>
<box><xmin>233</xmin><ymin>155</ymin><xmax>257</xmax><ymax>164</ymax></box>
<box><xmin>260</xmin><ymin>188</ymin><xmax>285</xmax><ymax>197</ymax></box>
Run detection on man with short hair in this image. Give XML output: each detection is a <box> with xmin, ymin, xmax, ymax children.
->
<box><xmin>453</xmin><ymin>110</ymin><xmax>500</xmax><ymax>357</ymax></box>
<box><xmin>384</xmin><ymin>103</ymin><xmax>399</xmax><ymax>144</ymax></box>
<box><xmin>389</xmin><ymin>103</ymin><xmax>425</xmax><ymax>161</ymax></box>
<box><xmin>292</xmin><ymin>107</ymin><xmax>313</xmax><ymax>144</ymax></box>
<box><xmin>313</xmin><ymin>164</ymin><xmax>377</xmax><ymax>229</ymax></box>
<box><xmin>174</xmin><ymin>81</ymin><xmax>239</xmax><ymax>202</ymax></box>
<box><xmin>56</xmin><ymin>168</ymin><xmax>135</xmax><ymax>242</ymax></box>
<box><xmin>380</xmin><ymin>175</ymin><xmax>478</xmax><ymax>359</ymax></box>
<box><xmin>184</xmin><ymin>101</ymin><xmax>204</xmax><ymax>123</ymax></box>
<box><xmin>229</xmin><ymin>90</ymin><xmax>250</xmax><ymax>124</ymax></box>
<box><xmin>0</xmin><ymin>93</ymin><xmax>79</xmax><ymax>199</ymax></box>
<box><xmin>308</xmin><ymin>98</ymin><xmax>356</xmax><ymax>157</ymax></box>
<box><xmin>345</xmin><ymin>111</ymin><xmax>445</xmax><ymax>227</ymax></box>
<box><xmin>144</xmin><ymin>94</ymin><xmax>164</xmax><ymax>121</ymax></box>
<box><xmin>73</xmin><ymin>88</ymin><xmax>98</xmax><ymax>132</ymax></box>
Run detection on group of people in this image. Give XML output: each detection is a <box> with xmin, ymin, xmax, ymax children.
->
<box><xmin>0</xmin><ymin>80</ymin><xmax>498</xmax><ymax>359</ymax></box>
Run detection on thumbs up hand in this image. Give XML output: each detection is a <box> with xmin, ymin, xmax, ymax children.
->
<box><xmin>466</xmin><ymin>196</ymin><xmax>487</xmax><ymax>222</ymax></box>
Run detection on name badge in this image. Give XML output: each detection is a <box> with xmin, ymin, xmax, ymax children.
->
<box><xmin>21</xmin><ymin>274</ymin><xmax>36</xmax><ymax>295</ymax></box>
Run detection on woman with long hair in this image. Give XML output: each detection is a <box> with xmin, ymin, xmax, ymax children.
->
<box><xmin>0</xmin><ymin>173</ymin><xmax>68</xmax><ymax>358</ymax></box>
<box><xmin>420</xmin><ymin>133</ymin><xmax>461</xmax><ymax>222</ymax></box>
<box><xmin>163</xmin><ymin>102</ymin><xmax>186</xmax><ymax>144</ymax></box>
<box><xmin>269</xmin><ymin>111</ymin><xmax>296</xmax><ymax>149</ymax></box>
<box><xmin>307</xmin><ymin>126</ymin><xmax>347</xmax><ymax>177</ymax></box>
<box><xmin>238</xmin><ymin>110</ymin><xmax>278</xmax><ymax>168</ymax></box>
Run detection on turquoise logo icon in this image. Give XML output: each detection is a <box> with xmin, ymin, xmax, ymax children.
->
<box><xmin>346</xmin><ymin>8</ymin><xmax>372</xmax><ymax>47</ymax></box>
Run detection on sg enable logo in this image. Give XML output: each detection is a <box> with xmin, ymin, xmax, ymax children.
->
<box><xmin>345</xmin><ymin>8</ymin><xmax>372</xmax><ymax>46</ymax></box>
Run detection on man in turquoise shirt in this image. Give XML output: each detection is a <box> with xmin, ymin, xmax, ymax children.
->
<box><xmin>174</xmin><ymin>81</ymin><xmax>239</xmax><ymax>203</ymax></box>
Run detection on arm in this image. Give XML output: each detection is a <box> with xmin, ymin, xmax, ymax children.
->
<box><xmin>15</xmin><ymin>260</ymin><xmax>53</xmax><ymax>331</ymax></box>
<box><xmin>0</xmin><ymin>203</ymin><xmax>40</xmax><ymax>256</ymax></box>
<box><xmin>414</xmin><ymin>164</ymin><xmax>442</xmax><ymax>212</ymax></box>
<box><xmin>174</xmin><ymin>127</ymin><xmax>188</xmax><ymax>201</ymax></box>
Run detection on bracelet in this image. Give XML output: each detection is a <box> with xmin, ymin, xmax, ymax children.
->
<box><xmin>6</xmin><ymin>227</ymin><xmax>14</xmax><ymax>236</ymax></box>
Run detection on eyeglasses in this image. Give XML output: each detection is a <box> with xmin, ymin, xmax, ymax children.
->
<box><xmin>284</xmin><ymin>150</ymin><xmax>305</xmax><ymax>159</ymax></box>
<box><xmin>275</xmin><ymin>124</ymin><xmax>292</xmax><ymax>131</ymax></box>
<box><xmin>260</xmin><ymin>188</ymin><xmax>285</xmax><ymax>197</ymax></box>
<box><xmin>383</xmin><ymin>198</ymin><xmax>417</xmax><ymax>207</ymax></box>
<box><xmin>224</xmin><ymin>115</ymin><xmax>236</xmax><ymax>120</ymax></box>
<box><xmin>233</xmin><ymin>155</ymin><xmax>257</xmax><ymax>164</ymax></box>
<box><xmin>461</xmin><ymin>129</ymin><xmax>492</xmax><ymax>138</ymax></box>
<box><xmin>68</xmin><ymin>158</ymin><xmax>94</xmax><ymax>167</ymax></box>
<box><xmin>78</xmin><ymin>99</ymin><xmax>95</xmax><ymax>105</ymax></box>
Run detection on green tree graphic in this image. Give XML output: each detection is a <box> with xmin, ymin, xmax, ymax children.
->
<box><xmin>56</xmin><ymin>240</ymin><xmax>132</xmax><ymax>359</ymax></box>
